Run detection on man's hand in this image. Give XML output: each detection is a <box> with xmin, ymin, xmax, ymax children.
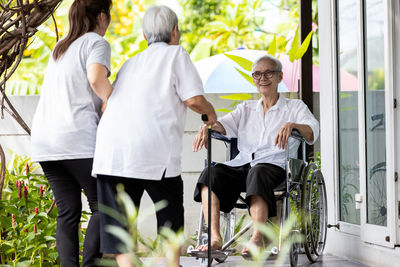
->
<box><xmin>193</xmin><ymin>125</ymin><xmax>209</xmax><ymax>152</ymax></box>
<box><xmin>274</xmin><ymin>122</ymin><xmax>294</xmax><ymax>150</ymax></box>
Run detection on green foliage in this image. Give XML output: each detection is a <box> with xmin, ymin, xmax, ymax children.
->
<box><xmin>223</xmin><ymin>54</ymin><xmax>253</xmax><ymax>71</ymax></box>
<box><xmin>6</xmin><ymin>0</ymin><xmax>72</xmax><ymax>96</ymax></box>
<box><xmin>177</xmin><ymin>0</ymin><xmax>229</xmax><ymax>55</ymax></box>
<box><xmin>0</xmin><ymin>153</ymin><xmax>58</xmax><ymax>265</ymax></box>
<box><xmin>240</xmin><ymin>212</ymin><xmax>304</xmax><ymax>266</ymax></box>
<box><xmin>0</xmin><ymin>153</ymin><xmax>91</xmax><ymax>265</ymax></box>
<box><xmin>219</xmin><ymin>94</ymin><xmax>252</xmax><ymax>101</ymax></box>
<box><xmin>287</xmin><ymin>26</ymin><xmax>313</xmax><ymax>62</ymax></box>
<box><xmin>7</xmin><ymin>0</ymin><xmax>319</xmax><ymax>95</ymax></box>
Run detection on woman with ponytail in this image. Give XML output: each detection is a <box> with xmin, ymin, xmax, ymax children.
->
<box><xmin>31</xmin><ymin>0</ymin><xmax>113</xmax><ymax>266</ymax></box>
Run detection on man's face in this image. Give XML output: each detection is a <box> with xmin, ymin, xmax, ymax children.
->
<box><xmin>252</xmin><ymin>59</ymin><xmax>283</xmax><ymax>95</ymax></box>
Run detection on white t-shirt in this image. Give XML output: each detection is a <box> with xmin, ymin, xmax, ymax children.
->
<box><xmin>31</xmin><ymin>32</ymin><xmax>111</xmax><ymax>162</ymax></box>
<box><xmin>218</xmin><ymin>95</ymin><xmax>319</xmax><ymax>170</ymax></box>
<box><xmin>92</xmin><ymin>42</ymin><xmax>204</xmax><ymax>180</ymax></box>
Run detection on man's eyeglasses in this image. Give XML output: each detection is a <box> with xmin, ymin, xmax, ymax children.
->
<box><xmin>252</xmin><ymin>70</ymin><xmax>280</xmax><ymax>80</ymax></box>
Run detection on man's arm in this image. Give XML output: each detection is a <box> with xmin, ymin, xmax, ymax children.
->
<box><xmin>274</xmin><ymin>122</ymin><xmax>314</xmax><ymax>150</ymax></box>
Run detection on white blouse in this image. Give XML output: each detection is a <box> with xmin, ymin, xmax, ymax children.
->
<box><xmin>218</xmin><ymin>95</ymin><xmax>319</xmax><ymax>170</ymax></box>
<box><xmin>31</xmin><ymin>32</ymin><xmax>111</xmax><ymax>162</ymax></box>
<box><xmin>92</xmin><ymin>42</ymin><xmax>204</xmax><ymax>180</ymax></box>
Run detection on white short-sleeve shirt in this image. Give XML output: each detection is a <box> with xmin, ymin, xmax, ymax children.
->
<box><xmin>92</xmin><ymin>42</ymin><xmax>204</xmax><ymax>180</ymax></box>
<box><xmin>218</xmin><ymin>95</ymin><xmax>319</xmax><ymax>170</ymax></box>
<box><xmin>31</xmin><ymin>32</ymin><xmax>111</xmax><ymax>162</ymax></box>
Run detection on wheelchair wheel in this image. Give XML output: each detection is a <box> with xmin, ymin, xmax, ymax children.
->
<box><xmin>301</xmin><ymin>163</ymin><xmax>327</xmax><ymax>262</ymax></box>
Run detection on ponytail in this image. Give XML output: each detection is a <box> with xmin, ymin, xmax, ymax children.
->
<box><xmin>53</xmin><ymin>0</ymin><xmax>112</xmax><ymax>60</ymax></box>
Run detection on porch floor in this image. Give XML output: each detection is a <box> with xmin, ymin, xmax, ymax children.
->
<box><xmin>144</xmin><ymin>254</ymin><xmax>368</xmax><ymax>266</ymax></box>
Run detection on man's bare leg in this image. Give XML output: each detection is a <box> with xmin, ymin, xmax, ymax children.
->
<box><xmin>242</xmin><ymin>195</ymin><xmax>269</xmax><ymax>253</ymax></box>
<box><xmin>197</xmin><ymin>184</ymin><xmax>222</xmax><ymax>251</ymax></box>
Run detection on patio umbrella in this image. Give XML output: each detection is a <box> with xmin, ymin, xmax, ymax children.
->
<box><xmin>194</xmin><ymin>49</ymin><xmax>289</xmax><ymax>93</ymax></box>
<box><xmin>194</xmin><ymin>49</ymin><xmax>358</xmax><ymax>93</ymax></box>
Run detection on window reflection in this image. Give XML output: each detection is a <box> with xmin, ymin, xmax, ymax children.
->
<box><xmin>337</xmin><ymin>0</ymin><xmax>360</xmax><ymax>225</ymax></box>
<box><xmin>365</xmin><ymin>0</ymin><xmax>387</xmax><ymax>226</ymax></box>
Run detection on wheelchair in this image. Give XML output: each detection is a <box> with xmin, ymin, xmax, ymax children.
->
<box><xmin>187</xmin><ymin>131</ymin><xmax>328</xmax><ymax>267</ymax></box>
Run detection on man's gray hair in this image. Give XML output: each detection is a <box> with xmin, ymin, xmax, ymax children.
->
<box><xmin>142</xmin><ymin>5</ymin><xmax>178</xmax><ymax>46</ymax></box>
<box><xmin>252</xmin><ymin>55</ymin><xmax>282</xmax><ymax>72</ymax></box>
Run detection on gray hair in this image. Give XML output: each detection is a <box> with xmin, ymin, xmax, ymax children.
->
<box><xmin>142</xmin><ymin>5</ymin><xmax>178</xmax><ymax>46</ymax></box>
<box><xmin>252</xmin><ymin>55</ymin><xmax>282</xmax><ymax>72</ymax></box>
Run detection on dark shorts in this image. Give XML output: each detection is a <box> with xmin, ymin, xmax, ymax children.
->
<box><xmin>97</xmin><ymin>175</ymin><xmax>184</xmax><ymax>254</ymax></box>
<box><xmin>194</xmin><ymin>163</ymin><xmax>285</xmax><ymax>217</ymax></box>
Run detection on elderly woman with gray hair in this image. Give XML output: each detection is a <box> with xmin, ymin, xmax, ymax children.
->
<box><xmin>192</xmin><ymin>55</ymin><xmax>319</xmax><ymax>258</ymax></box>
<box><xmin>92</xmin><ymin>5</ymin><xmax>217</xmax><ymax>266</ymax></box>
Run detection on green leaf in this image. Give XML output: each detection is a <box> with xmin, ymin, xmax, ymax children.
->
<box><xmin>224</xmin><ymin>54</ymin><xmax>253</xmax><ymax>71</ymax></box>
<box><xmin>220</xmin><ymin>93</ymin><xmax>252</xmax><ymax>101</ymax></box>
<box><xmin>27</xmin><ymin>213</ymin><xmax>36</xmax><ymax>223</ymax></box>
<box><xmin>295</xmin><ymin>30</ymin><xmax>313</xmax><ymax>60</ymax></box>
<box><xmin>288</xmin><ymin>26</ymin><xmax>300</xmax><ymax>62</ymax></box>
<box><xmin>235</xmin><ymin>67</ymin><xmax>255</xmax><ymax>85</ymax></box>
<box><xmin>24</xmin><ymin>245</ymin><xmax>35</xmax><ymax>252</ymax></box>
<box><xmin>105</xmin><ymin>225</ymin><xmax>133</xmax><ymax>252</ymax></box>
<box><xmin>267</xmin><ymin>35</ymin><xmax>277</xmax><ymax>56</ymax></box>
<box><xmin>44</xmin><ymin>236</ymin><xmax>56</xmax><ymax>241</ymax></box>
<box><xmin>215</xmin><ymin>108</ymin><xmax>232</xmax><ymax>113</ymax></box>
<box><xmin>35</xmin><ymin>243</ymin><xmax>48</xmax><ymax>250</ymax></box>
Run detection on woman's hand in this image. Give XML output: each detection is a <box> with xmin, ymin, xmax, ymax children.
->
<box><xmin>193</xmin><ymin>125</ymin><xmax>209</xmax><ymax>152</ymax></box>
<box><xmin>274</xmin><ymin>122</ymin><xmax>294</xmax><ymax>150</ymax></box>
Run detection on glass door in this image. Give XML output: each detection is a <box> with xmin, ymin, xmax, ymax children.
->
<box><xmin>359</xmin><ymin>0</ymin><xmax>396</xmax><ymax>247</ymax></box>
<box><xmin>336</xmin><ymin>0</ymin><xmax>361</xmax><ymax>227</ymax></box>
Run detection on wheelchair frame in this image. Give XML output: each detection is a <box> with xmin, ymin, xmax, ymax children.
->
<box><xmin>187</xmin><ymin>131</ymin><xmax>328</xmax><ymax>267</ymax></box>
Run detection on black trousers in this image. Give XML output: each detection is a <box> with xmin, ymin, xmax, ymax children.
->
<box><xmin>40</xmin><ymin>158</ymin><xmax>101</xmax><ymax>267</ymax></box>
<box><xmin>194</xmin><ymin>163</ymin><xmax>286</xmax><ymax>217</ymax></box>
<box><xmin>97</xmin><ymin>175</ymin><xmax>184</xmax><ymax>254</ymax></box>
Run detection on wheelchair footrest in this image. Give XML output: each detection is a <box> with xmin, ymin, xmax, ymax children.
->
<box><xmin>187</xmin><ymin>249</ymin><xmax>227</xmax><ymax>259</ymax></box>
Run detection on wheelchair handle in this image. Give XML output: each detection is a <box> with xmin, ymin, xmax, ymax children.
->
<box><xmin>202</xmin><ymin>114</ymin><xmax>231</xmax><ymax>142</ymax></box>
<box><xmin>286</xmin><ymin>130</ymin><xmax>307</xmax><ymax>161</ymax></box>
<box><xmin>211</xmin><ymin>130</ymin><xmax>231</xmax><ymax>142</ymax></box>
<box><xmin>290</xmin><ymin>130</ymin><xmax>305</xmax><ymax>142</ymax></box>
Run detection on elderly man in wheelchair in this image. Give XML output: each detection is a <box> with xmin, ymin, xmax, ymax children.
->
<box><xmin>191</xmin><ymin>55</ymin><xmax>320</xmax><ymax>262</ymax></box>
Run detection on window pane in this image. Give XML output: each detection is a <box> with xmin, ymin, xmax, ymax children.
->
<box><xmin>337</xmin><ymin>0</ymin><xmax>360</xmax><ymax>224</ymax></box>
<box><xmin>365</xmin><ymin>0</ymin><xmax>387</xmax><ymax>226</ymax></box>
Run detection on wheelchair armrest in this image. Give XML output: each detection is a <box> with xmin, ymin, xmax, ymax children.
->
<box><xmin>211</xmin><ymin>130</ymin><xmax>231</xmax><ymax>143</ymax></box>
<box><xmin>290</xmin><ymin>130</ymin><xmax>305</xmax><ymax>142</ymax></box>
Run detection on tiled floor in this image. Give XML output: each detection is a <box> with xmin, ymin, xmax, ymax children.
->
<box><xmin>142</xmin><ymin>254</ymin><xmax>368</xmax><ymax>266</ymax></box>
